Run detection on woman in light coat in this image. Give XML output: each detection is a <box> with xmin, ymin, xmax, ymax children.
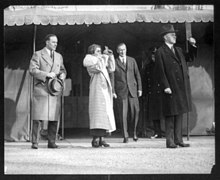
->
<box><xmin>83</xmin><ymin>44</ymin><xmax>116</xmax><ymax>148</ymax></box>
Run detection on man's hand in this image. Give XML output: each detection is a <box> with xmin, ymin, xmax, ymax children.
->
<box><xmin>189</xmin><ymin>37</ymin><xmax>197</xmax><ymax>48</ymax></box>
<box><xmin>103</xmin><ymin>46</ymin><xmax>113</xmax><ymax>55</ymax></box>
<box><xmin>138</xmin><ymin>90</ymin><xmax>142</xmax><ymax>97</ymax></box>
<box><xmin>47</xmin><ymin>72</ymin><xmax>56</xmax><ymax>79</ymax></box>
<box><xmin>164</xmin><ymin>88</ymin><xmax>172</xmax><ymax>94</ymax></box>
<box><xmin>113</xmin><ymin>93</ymin><xmax>117</xmax><ymax>99</ymax></box>
<box><xmin>59</xmin><ymin>73</ymin><xmax>65</xmax><ymax>80</ymax></box>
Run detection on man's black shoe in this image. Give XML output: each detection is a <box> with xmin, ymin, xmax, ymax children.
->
<box><xmin>176</xmin><ymin>142</ymin><xmax>190</xmax><ymax>147</ymax></box>
<box><xmin>31</xmin><ymin>143</ymin><xmax>38</xmax><ymax>149</ymax></box>
<box><xmin>166</xmin><ymin>144</ymin><xmax>177</xmax><ymax>148</ymax></box>
<box><xmin>156</xmin><ymin>134</ymin><xmax>163</xmax><ymax>138</ymax></box>
<box><xmin>123</xmin><ymin>137</ymin><xmax>128</xmax><ymax>143</ymax></box>
<box><xmin>48</xmin><ymin>143</ymin><xmax>58</xmax><ymax>148</ymax></box>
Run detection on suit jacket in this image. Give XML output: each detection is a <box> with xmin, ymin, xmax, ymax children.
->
<box><xmin>154</xmin><ymin>43</ymin><xmax>196</xmax><ymax>116</ymax></box>
<box><xmin>29</xmin><ymin>47</ymin><xmax>66</xmax><ymax>121</ymax></box>
<box><xmin>111</xmin><ymin>56</ymin><xmax>142</xmax><ymax>99</ymax></box>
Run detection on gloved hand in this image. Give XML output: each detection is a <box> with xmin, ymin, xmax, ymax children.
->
<box><xmin>103</xmin><ymin>46</ymin><xmax>113</xmax><ymax>55</ymax></box>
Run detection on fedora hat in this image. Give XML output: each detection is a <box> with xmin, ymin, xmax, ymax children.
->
<box><xmin>47</xmin><ymin>77</ymin><xmax>64</xmax><ymax>96</ymax></box>
<box><xmin>160</xmin><ymin>24</ymin><xmax>178</xmax><ymax>36</ymax></box>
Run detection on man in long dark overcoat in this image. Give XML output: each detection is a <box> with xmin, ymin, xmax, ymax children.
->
<box><xmin>155</xmin><ymin>24</ymin><xmax>197</xmax><ymax>148</ymax></box>
<box><xmin>142</xmin><ymin>47</ymin><xmax>163</xmax><ymax>138</ymax></box>
<box><xmin>29</xmin><ymin>34</ymin><xmax>66</xmax><ymax>149</ymax></box>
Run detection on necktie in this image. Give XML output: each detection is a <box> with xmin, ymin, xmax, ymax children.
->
<box><xmin>171</xmin><ymin>46</ymin><xmax>175</xmax><ymax>55</ymax></box>
<box><xmin>122</xmin><ymin>57</ymin><xmax>126</xmax><ymax>65</ymax></box>
<box><xmin>50</xmin><ymin>50</ymin><xmax>54</xmax><ymax>61</ymax></box>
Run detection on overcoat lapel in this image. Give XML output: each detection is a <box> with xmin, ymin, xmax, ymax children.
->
<box><xmin>51</xmin><ymin>52</ymin><xmax>59</xmax><ymax>72</ymax></box>
<box><xmin>163</xmin><ymin>44</ymin><xmax>180</xmax><ymax>63</ymax></box>
<box><xmin>41</xmin><ymin>48</ymin><xmax>53</xmax><ymax>67</ymax></box>
<box><xmin>175</xmin><ymin>48</ymin><xmax>185</xmax><ymax>64</ymax></box>
<box><xmin>126</xmin><ymin>56</ymin><xmax>131</xmax><ymax>73</ymax></box>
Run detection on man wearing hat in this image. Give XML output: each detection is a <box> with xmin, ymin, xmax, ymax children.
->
<box><xmin>29</xmin><ymin>34</ymin><xmax>66</xmax><ymax>149</ymax></box>
<box><xmin>155</xmin><ymin>24</ymin><xmax>197</xmax><ymax>148</ymax></box>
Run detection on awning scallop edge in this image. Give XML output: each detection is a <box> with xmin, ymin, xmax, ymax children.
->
<box><xmin>4</xmin><ymin>7</ymin><xmax>214</xmax><ymax>26</ymax></box>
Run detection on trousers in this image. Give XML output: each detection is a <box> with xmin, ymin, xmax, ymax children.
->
<box><xmin>32</xmin><ymin>120</ymin><xmax>58</xmax><ymax>144</ymax></box>
<box><xmin>115</xmin><ymin>96</ymin><xmax>140</xmax><ymax>138</ymax></box>
<box><xmin>165</xmin><ymin>114</ymin><xmax>183</xmax><ymax>146</ymax></box>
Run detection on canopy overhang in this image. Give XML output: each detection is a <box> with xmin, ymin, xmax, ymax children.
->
<box><xmin>4</xmin><ymin>5</ymin><xmax>214</xmax><ymax>26</ymax></box>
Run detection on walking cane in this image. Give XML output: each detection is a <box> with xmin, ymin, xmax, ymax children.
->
<box><xmin>61</xmin><ymin>94</ymin><xmax>64</xmax><ymax>139</ymax></box>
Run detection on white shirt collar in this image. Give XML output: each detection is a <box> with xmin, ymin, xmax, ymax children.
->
<box><xmin>119</xmin><ymin>56</ymin><xmax>126</xmax><ymax>63</ymax></box>
<box><xmin>45</xmin><ymin>48</ymin><xmax>54</xmax><ymax>56</ymax></box>
<box><xmin>165</xmin><ymin>42</ymin><xmax>174</xmax><ymax>49</ymax></box>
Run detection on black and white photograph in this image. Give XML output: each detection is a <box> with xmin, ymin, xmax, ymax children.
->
<box><xmin>3</xmin><ymin>2</ymin><xmax>216</xmax><ymax>177</ymax></box>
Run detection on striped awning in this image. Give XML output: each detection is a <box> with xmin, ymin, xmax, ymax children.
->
<box><xmin>4</xmin><ymin>5</ymin><xmax>214</xmax><ymax>26</ymax></box>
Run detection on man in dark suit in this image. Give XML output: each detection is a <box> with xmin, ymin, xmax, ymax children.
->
<box><xmin>155</xmin><ymin>24</ymin><xmax>197</xmax><ymax>148</ymax></box>
<box><xmin>111</xmin><ymin>43</ymin><xmax>142</xmax><ymax>143</ymax></box>
<box><xmin>29</xmin><ymin>34</ymin><xmax>66</xmax><ymax>149</ymax></box>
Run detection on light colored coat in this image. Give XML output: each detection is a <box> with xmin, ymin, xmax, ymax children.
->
<box><xmin>83</xmin><ymin>54</ymin><xmax>116</xmax><ymax>132</ymax></box>
<box><xmin>29</xmin><ymin>47</ymin><xmax>66</xmax><ymax>121</ymax></box>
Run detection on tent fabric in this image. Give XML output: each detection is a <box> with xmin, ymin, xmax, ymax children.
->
<box><xmin>4</xmin><ymin>6</ymin><xmax>213</xmax><ymax>26</ymax></box>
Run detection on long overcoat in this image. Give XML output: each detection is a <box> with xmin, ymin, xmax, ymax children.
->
<box><xmin>142</xmin><ymin>59</ymin><xmax>164</xmax><ymax>121</ymax></box>
<box><xmin>154</xmin><ymin>43</ymin><xmax>193</xmax><ymax>116</ymax></box>
<box><xmin>83</xmin><ymin>54</ymin><xmax>116</xmax><ymax>132</ymax></box>
<box><xmin>29</xmin><ymin>47</ymin><xmax>66</xmax><ymax>121</ymax></box>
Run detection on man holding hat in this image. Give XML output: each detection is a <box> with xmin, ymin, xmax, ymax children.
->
<box><xmin>29</xmin><ymin>34</ymin><xmax>66</xmax><ymax>149</ymax></box>
<box><xmin>155</xmin><ymin>24</ymin><xmax>197</xmax><ymax>148</ymax></box>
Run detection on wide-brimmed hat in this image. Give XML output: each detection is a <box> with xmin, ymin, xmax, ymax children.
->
<box><xmin>47</xmin><ymin>77</ymin><xmax>64</xmax><ymax>96</ymax></box>
<box><xmin>160</xmin><ymin>24</ymin><xmax>178</xmax><ymax>36</ymax></box>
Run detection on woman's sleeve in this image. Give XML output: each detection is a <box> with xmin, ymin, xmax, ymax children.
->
<box><xmin>104</xmin><ymin>54</ymin><xmax>115</xmax><ymax>73</ymax></box>
<box><xmin>83</xmin><ymin>54</ymin><xmax>104</xmax><ymax>74</ymax></box>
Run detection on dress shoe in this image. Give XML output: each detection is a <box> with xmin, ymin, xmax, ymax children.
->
<box><xmin>166</xmin><ymin>144</ymin><xmax>177</xmax><ymax>148</ymax></box>
<box><xmin>91</xmin><ymin>140</ymin><xmax>100</xmax><ymax>148</ymax></box>
<box><xmin>156</xmin><ymin>134</ymin><xmax>163</xmax><ymax>138</ymax></box>
<box><xmin>48</xmin><ymin>143</ymin><xmax>58</xmax><ymax>148</ymax></box>
<box><xmin>133</xmin><ymin>137</ymin><xmax>138</xmax><ymax>142</ymax></box>
<box><xmin>123</xmin><ymin>137</ymin><xmax>128</xmax><ymax>143</ymax></box>
<box><xmin>176</xmin><ymin>142</ymin><xmax>190</xmax><ymax>147</ymax></box>
<box><xmin>31</xmin><ymin>143</ymin><xmax>38</xmax><ymax>149</ymax></box>
<box><xmin>150</xmin><ymin>134</ymin><xmax>158</xmax><ymax>139</ymax></box>
<box><xmin>151</xmin><ymin>134</ymin><xmax>163</xmax><ymax>139</ymax></box>
<box><xmin>99</xmin><ymin>141</ymin><xmax>110</xmax><ymax>147</ymax></box>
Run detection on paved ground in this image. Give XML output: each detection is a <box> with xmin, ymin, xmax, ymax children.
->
<box><xmin>4</xmin><ymin>136</ymin><xmax>214</xmax><ymax>175</ymax></box>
